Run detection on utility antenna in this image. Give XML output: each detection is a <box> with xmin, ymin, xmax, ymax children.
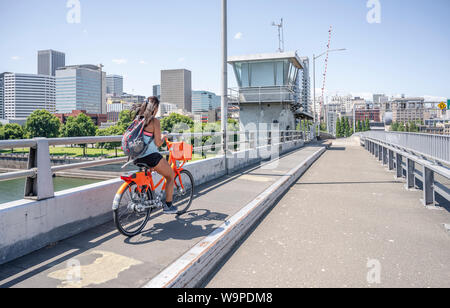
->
<box><xmin>272</xmin><ymin>18</ymin><xmax>284</xmax><ymax>53</ymax></box>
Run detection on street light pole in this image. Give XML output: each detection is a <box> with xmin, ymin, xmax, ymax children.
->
<box><xmin>221</xmin><ymin>0</ymin><xmax>228</xmax><ymax>174</ymax></box>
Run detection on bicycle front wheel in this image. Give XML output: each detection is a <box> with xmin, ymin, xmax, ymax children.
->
<box><xmin>173</xmin><ymin>170</ymin><xmax>194</xmax><ymax>215</ymax></box>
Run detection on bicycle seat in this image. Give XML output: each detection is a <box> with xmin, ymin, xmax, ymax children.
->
<box><xmin>134</xmin><ymin>161</ymin><xmax>151</xmax><ymax>169</ymax></box>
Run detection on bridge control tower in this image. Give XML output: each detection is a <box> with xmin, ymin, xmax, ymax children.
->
<box><xmin>228</xmin><ymin>51</ymin><xmax>312</xmax><ymax>131</ymax></box>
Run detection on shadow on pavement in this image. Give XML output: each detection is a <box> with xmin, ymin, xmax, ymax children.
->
<box><xmin>125</xmin><ymin>209</ymin><xmax>228</xmax><ymax>245</ymax></box>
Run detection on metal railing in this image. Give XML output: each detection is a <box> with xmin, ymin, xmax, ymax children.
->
<box><xmin>228</xmin><ymin>86</ymin><xmax>299</xmax><ymax>104</ymax></box>
<box><xmin>0</xmin><ymin>129</ymin><xmax>312</xmax><ymax>201</ymax></box>
<box><xmin>359</xmin><ymin>132</ymin><xmax>450</xmax><ymax>206</ymax></box>
<box><xmin>360</xmin><ymin>131</ymin><xmax>450</xmax><ymax>165</ymax></box>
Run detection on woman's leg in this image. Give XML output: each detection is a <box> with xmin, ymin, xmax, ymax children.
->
<box><xmin>153</xmin><ymin>158</ymin><xmax>175</xmax><ymax>203</ymax></box>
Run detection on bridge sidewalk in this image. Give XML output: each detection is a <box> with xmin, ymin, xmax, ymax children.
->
<box><xmin>0</xmin><ymin>143</ymin><xmax>325</xmax><ymax>288</ymax></box>
<box><xmin>206</xmin><ymin>139</ymin><xmax>450</xmax><ymax>288</ymax></box>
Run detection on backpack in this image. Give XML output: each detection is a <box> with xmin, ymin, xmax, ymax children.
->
<box><xmin>121</xmin><ymin>117</ymin><xmax>150</xmax><ymax>160</ymax></box>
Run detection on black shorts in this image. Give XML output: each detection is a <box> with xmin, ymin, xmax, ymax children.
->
<box><xmin>134</xmin><ymin>153</ymin><xmax>164</xmax><ymax>168</ymax></box>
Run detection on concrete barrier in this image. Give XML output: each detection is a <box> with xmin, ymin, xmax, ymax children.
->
<box><xmin>144</xmin><ymin>144</ymin><xmax>326</xmax><ymax>288</ymax></box>
<box><xmin>0</xmin><ymin>141</ymin><xmax>305</xmax><ymax>265</ymax></box>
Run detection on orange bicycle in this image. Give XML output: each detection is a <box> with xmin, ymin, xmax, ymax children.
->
<box><xmin>113</xmin><ymin>138</ymin><xmax>194</xmax><ymax>237</ymax></box>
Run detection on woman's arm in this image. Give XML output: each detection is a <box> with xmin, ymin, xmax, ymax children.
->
<box><xmin>152</xmin><ymin>118</ymin><xmax>166</xmax><ymax>147</ymax></box>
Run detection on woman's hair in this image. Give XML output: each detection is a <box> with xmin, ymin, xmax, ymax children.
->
<box><xmin>131</xmin><ymin>96</ymin><xmax>160</xmax><ymax>125</ymax></box>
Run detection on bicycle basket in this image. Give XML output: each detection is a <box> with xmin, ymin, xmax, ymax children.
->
<box><xmin>171</xmin><ymin>142</ymin><xmax>193</xmax><ymax>161</ymax></box>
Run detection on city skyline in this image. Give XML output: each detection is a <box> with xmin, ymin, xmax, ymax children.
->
<box><xmin>0</xmin><ymin>0</ymin><xmax>449</xmax><ymax>100</ymax></box>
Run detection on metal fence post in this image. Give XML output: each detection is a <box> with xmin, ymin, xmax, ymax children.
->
<box><xmin>406</xmin><ymin>158</ymin><xmax>415</xmax><ymax>189</ymax></box>
<box><xmin>396</xmin><ymin>153</ymin><xmax>403</xmax><ymax>178</ymax></box>
<box><xmin>422</xmin><ymin>166</ymin><xmax>435</xmax><ymax>206</ymax></box>
<box><xmin>24</xmin><ymin>138</ymin><xmax>54</xmax><ymax>200</ymax></box>
<box><xmin>388</xmin><ymin>150</ymin><xmax>394</xmax><ymax>170</ymax></box>
<box><xmin>383</xmin><ymin>147</ymin><xmax>388</xmax><ymax>165</ymax></box>
<box><xmin>378</xmin><ymin>145</ymin><xmax>383</xmax><ymax>162</ymax></box>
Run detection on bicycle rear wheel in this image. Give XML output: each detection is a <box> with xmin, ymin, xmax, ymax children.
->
<box><xmin>173</xmin><ymin>170</ymin><xmax>194</xmax><ymax>215</ymax></box>
<box><xmin>113</xmin><ymin>182</ymin><xmax>152</xmax><ymax>237</ymax></box>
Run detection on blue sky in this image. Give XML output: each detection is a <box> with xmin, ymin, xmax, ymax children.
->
<box><xmin>1</xmin><ymin>0</ymin><xmax>449</xmax><ymax>100</ymax></box>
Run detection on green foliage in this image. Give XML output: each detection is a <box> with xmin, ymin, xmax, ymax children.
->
<box><xmin>24</xmin><ymin>110</ymin><xmax>61</xmax><ymax>138</ymax></box>
<box><xmin>96</xmin><ymin>125</ymin><xmax>124</xmax><ymax>152</ymax></box>
<box><xmin>2</xmin><ymin>123</ymin><xmax>24</xmax><ymax>140</ymax></box>
<box><xmin>117</xmin><ymin>109</ymin><xmax>134</xmax><ymax>131</ymax></box>
<box><xmin>161</xmin><ymin>113</ymin><xmax>194</xmax><ymax>133</ymax></box>
<box><xmin>365</xmin><ymin>118</ymin><xmax>370</xmax><ymax>132</ymax></box>
<box><xmin>60</xmin><ymin>113</ymin><xmax>97</xmax><ymax>138</ymax></box>
<box><xmin>335</xmin><ymin>117</ymin><xmax>341</xmax><ymax>138</ymax></box>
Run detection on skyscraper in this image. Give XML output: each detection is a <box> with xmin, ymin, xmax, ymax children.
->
<box><xmin>106</xmin><ymin>75</ymin><xmax>124</xmax><ymax>97</ymax></box>
<box><xmin>0</xmin><ymin>74</ymin><xmax>4</xmax><ymax>119</ymax></box>
<box><xmin>38</xmin><ymin>50</ymin><xmax>66</xmax><ymax>76</ymax></box>
<box><xmin>55</xmin><ymin>65</ymin><xmax>106</xmax><ymax>114</ymax></box>
<box><xmin>161</xmin><ymin>69</ymin><xmax>192</xmax><ymax>112</ymax></box>
<box><xmin>192</xmin><ymin>91</ymin><xmax>220</xmax><ymax>113</ymax></box>
<box><xmin>2</xmin><ymin>73</ymin><xmax>55</xmax><ymax>119</ymax></box>
<box><xmin>153</xmin><ymin>85</ymin><xmax>161</xmax><ymax>100</ymax></box>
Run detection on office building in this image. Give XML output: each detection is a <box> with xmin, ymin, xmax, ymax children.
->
<box><xmin>157</xmin><ymin>102</ymin><xmax>178</xmax><ymax>118</ymax></box>
<box><xmin>55</xmin><ymin>64</ymin><xmax>106</xmax><ymax>114</ymax></box>
<box><xmin>38</xmin><ymin>50</ymin><xmax>66</xmax><ymax>76</ymax></box>
<box><xmin>106</xmin><ymin>75</ymin><xmax>124</xmax><ymax>97</ymax></box>
<box><xmin>373</xmin><ymin>94</ymin><xmax>388</xmax><ymax>106</ymax></box>
<box><xmin>391</xmin><ymin>97</ymin><xmax>425</xmax><ymax>123</ymax></box>
<box><xmin>153</xmin><ymin>85</ymin><xmax>161</xmax><ymax>100</ymax></box>
<box><xmin>1</xmin><ymin>72</ymin><xmax>55</xmax><ymax>119</ymax></box>
<box><xmin>0</xmin><ymin>74</ymin><xmax>4</xmax><ymax>119</ymax></box>
<box><xmin>161</xmin><ymin>69</ymin><xmax>192</xmax><ymax>112</ymax></box>
<box><xmin>192</xmin><ymin>91</ymin><xmax>220</xmax><ymax>114</ymax></box>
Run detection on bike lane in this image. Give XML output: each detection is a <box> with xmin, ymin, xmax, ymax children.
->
<box><xmin>0</xmin><ymin>144</ymin><xmax>325</xmax><ymax>288</ymax></box>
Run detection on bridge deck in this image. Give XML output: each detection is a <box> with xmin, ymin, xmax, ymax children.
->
<box><xmin>0</xmin><ymin>144</ymin><xmax>324</xmax><ymax>288</ymax></box>
<box><xmin>206</xmin><ymin>138</ymin><xmax>450</xmax><ymax>288</ymax></box>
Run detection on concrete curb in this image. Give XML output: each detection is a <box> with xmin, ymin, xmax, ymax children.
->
<box><xmin>143</xmin><ymin>145</ymin><xmax>327</xmax><ymax>288</ymax></box>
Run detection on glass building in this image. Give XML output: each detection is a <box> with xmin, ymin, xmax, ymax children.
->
<box><xmin>192</xmin><ymin>91</ymin><xmax>220</xmax><ymax>114</ymax></box>
<box><xmin>106</xmin><ymin>75</ymin><xmax>123</xmax><ymax>97</ymax></box>
<box><xmin>56</xmin><ymin>65</ymin><xmax>106</xmax><ymax>114</ymax></box>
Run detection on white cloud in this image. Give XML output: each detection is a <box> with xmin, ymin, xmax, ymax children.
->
<box><xmin>178</xmin><ymin>57</ymin><xmax>185</xmax><ymax>62</ymax></box>
<box><xmin>112</xmin><ymin>58</ymin><xmax>128</xmax><ymax>65</ymax></box>
<box><xmin>139</xmin><ymin>60</ymin><xmax>148</xmax><ymax>65</ymax></box>
<box><xmin>234</xmin><ymin>32</ymin><xmax>243</xmax><ymax>40</ymax></box>
<box><xmin>11</xmin><ymin>56</ymin><xmax>20</xmax><ymax>61</ymax></box>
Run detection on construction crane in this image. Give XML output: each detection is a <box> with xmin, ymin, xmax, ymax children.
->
<box><xmin>272</xmin><ymin>18</ymin><xmax>285</xmax><ymax>53</ymax></box>
<box><xmin>319</xmin><ymin>26</ymin><xmax>333</xmax><ymax>122</ymax></box>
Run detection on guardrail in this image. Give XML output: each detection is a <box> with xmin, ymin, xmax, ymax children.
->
<box><xmin>0</xmin><ymin>129</ymin><xmax>314</xmax><ymax>201</ymax></box>
<box><xmin>359</xmin><ymin>131</ymin><xmax>450</xmax><ymax>206</ymax></box>
<box><xmin>361</xmin><ymin>131</ymin><xmax>450</xmax><ymax>165</ymax></box>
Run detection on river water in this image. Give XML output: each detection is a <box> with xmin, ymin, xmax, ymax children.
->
<box><xmin>0</xmin><ymin>177</ymin><xmax>101</xmax><ymax>204</ymax></box>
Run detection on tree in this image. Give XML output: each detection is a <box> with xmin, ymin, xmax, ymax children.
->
<box><xmin>96</xmin><ymin>125</ymin><xmax>124</xmax><ymax>156</ymax></box>
<box><xmin>160</xmin><ymin>113</ymin><xmax>194</xmax><ymax>133</ymax></box>
<box><xmin>0</xmin><ymin>123</ymin><xmax>4</xmax><ymax>140</ymax></box>
<box><xmin>60</xmin><ymin>113</ymin><xmax>97</xmax><ymax>138</ymax></box>
<box><xmin>336</xmin><ymin>117</ymin><xmax>342</xmax><ymax>138</ymax></box>
<box><xmin>117</xmin><ymin>109</ymin><xmax>134</xmax><ymax>131</ymax></box>
<box><xmin>365</xmin><ymin>118</ymin><xmax>370</xmax><ymax>131</ymax></box>
<box><xmin>2</xmin><ymin>123</ymin><xmax>24</xmax><ymax>140</ymax></box>
<box><xmin>60</xmin><ymin>113</ymin><xmax>97</xmax><ymax>156</ymax></box>
<box><xmin>24</xmin><ymin>110</ymin><xmax>61</xmax><ymax>138</ymax></box>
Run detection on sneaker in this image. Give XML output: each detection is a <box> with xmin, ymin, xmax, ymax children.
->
<box><xmin>163</xmin><ymin>204</ymin><xmax>178</xmax><ymax>214</ymax></box>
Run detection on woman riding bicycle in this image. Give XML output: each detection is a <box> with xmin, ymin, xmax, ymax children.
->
<box><xmin>132</xmin><ymin>96</ymin><xmax>177</xmax><ymax>214</ymax></box>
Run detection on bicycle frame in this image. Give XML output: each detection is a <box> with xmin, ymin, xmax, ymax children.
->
<box><xmin>117</xmin><ymin>138</ymin><xmax>188</xmax><ymax>196</ymax></box>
